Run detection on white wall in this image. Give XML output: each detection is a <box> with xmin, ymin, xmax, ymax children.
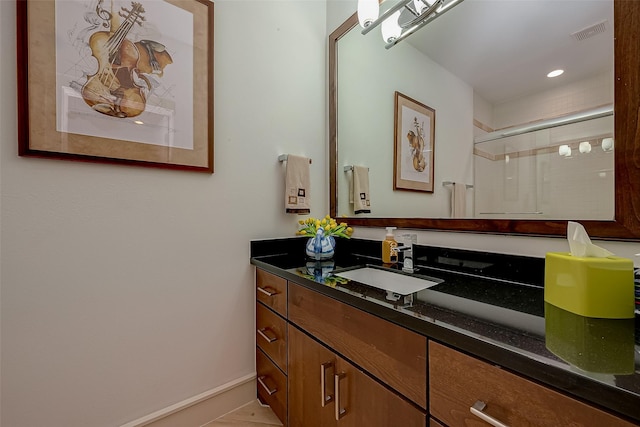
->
<box><xmin>0</xmin><ymin>1</ymin><xmax>327</xmax><ymax>426</ymax></box>
<box><xmin>493</xmin><ymin>71</ymin><xmax>613</xmax><ymax>129</ymax></box>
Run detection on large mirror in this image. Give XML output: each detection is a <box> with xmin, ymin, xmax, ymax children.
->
<box><xmin>329</xmin><ymin>0</ymin><xmax>640</xmax><ymax>239</ymax></box>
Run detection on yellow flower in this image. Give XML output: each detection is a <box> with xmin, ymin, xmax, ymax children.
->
<box><xmin>295</xmin><ymin>215</ymin><xmax>353</xmax><ymax>239</ymax></box>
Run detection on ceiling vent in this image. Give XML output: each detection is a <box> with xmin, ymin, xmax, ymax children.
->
<box><xmin>572</xmin><ymin>21</ymin><xmax>608</xmax><ymax>41</ymax></box>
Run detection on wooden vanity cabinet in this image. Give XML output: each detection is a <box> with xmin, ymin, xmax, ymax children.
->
<box><xmin>255</xmin><ymin>270</ymin><xmax>289</xmax><ymax>426</ymax></box>
<box><xmin>254</xmin><ymin>267</ymin><xmax>637</xmax><ymax>427</ymax></box>
<box><xmin>288</xmin><ymin>325</ymin><xmax>426</xmax><ymax>427</ymax></box>
<box><xmin>429</xmin><ymin>341</ymin><xmax>638</xmax><ymax>427</ymax></box>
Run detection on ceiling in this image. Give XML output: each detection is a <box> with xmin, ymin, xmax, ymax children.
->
<box><xmin>404</xmin><ymin>0</ymin><xmax>614</xmax><ymax>105</ymax></box>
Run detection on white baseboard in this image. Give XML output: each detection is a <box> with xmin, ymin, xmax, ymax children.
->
<box><xmin>120</xmin><ymin>373</ymin><xmax>256</xmax><ymax>427</ymax></box>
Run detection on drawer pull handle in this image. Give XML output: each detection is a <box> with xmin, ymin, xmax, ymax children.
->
<box><xmin>334</xmin><ymin>372</ymin><xmax>347</xmax><ymax>420</ymax></box>
<box><xmin>320</xmin><ymin>362</ymin><xmax>334</xmax><ymax>407</ymax></box>
<box><xmin>470</xmin><ymin>401</ymin><xmax>510</xmax><ymax>427</ymax></box>
<box><xmin>257</xmin><ymin>375</ymin><xmax>277</xmax><ymax>396</ymax></box>
<box><xmin>257</xmin><ymin>328</ymin><xmax>277</xmax><ymax>343</ymax></box>
<box><xmin>257</xmin><ymin>286</ymin><xmax>277</xmax><ymax>297</ymax></box>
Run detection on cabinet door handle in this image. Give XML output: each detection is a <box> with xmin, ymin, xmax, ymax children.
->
<box><xmin>257</xmin><ymin>328</ymin><xmax>277</xmax><ymax>343</ymax></box>
<box><xmin>257</xmin><ymin>375</ymin><xmax>277</xmax><ymax>396</ymax></box>
<box><xmin>470</xmin><ymin>400</ymin><xmax>510</xmax><ymax>427</ymax></box>
<box><xmin>320</xmin><ymin>362</ymin><xmax>334</xmax><ymax>407</ymax></box>
<box><xmin>257</xmin><ymin>286</ymin><xmax>277</xmax><ymax>297</ymax></box>
<box><xmin>334</xmin><ymin>372</ymin><xmax>347</xmax><ymax>420</ymax></box>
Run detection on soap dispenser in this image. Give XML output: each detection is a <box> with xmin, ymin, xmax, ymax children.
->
<box><xmin>382</xmin><ymin>227</ymin><xmax>398</xmax><ymax>264</ymax></box>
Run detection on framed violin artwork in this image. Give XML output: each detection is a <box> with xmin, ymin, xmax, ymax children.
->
<box><xmin>17</xmin><ymin>0</ymin><xmax>214</xmax><ymax>173</ymax></box>
<box><xmin>393</xmin><ymin>91</ymin><xmax>436</xmax><ymax>193</ymax></box>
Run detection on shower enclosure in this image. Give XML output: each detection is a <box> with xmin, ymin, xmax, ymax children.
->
<box><xmin>473</xmin><ymin>106</ymin><xmax>614</xmax><ymax>220</ymax></box>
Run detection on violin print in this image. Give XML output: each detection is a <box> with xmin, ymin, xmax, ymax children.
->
<box><xmin>393</xmin><ymin>92</ymin><xmax>436</xmax><ymax>193</ymax></box>
<box><xmin>56</xmin><ymin>0</ymin><xmax>195</xmax><ymax>149</ymax></box>
<box><xmin>19</xmin><ymin>0</ymin><xmax>213</xmax><ymax>171</ymax></box>
<box><xmin>79</xmin><ymin>2</ymin><xmax>174</xmax><ymax>118</ymax></box>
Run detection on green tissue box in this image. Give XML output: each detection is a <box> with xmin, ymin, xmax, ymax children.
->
<box><xmin>544</xmin><ymin>252</ymin><xmax>634</xmax><ymax>319</ymax></box>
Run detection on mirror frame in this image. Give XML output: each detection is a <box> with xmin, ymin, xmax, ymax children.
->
<box><xmin>329</xmin><ymin>0</ymin><xmax>640</xmax><ymax>240</ymax></box>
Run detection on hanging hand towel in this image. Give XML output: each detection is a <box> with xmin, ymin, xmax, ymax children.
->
<box><xmin>285</xmin><ymin>155</ymin><xmax>311</xmax><ymax>214</ymax></box>
<box><xmin>352</xmin><ymin>165</ymin><xmax>371</xmax><ymax>214</ymax></box>
<box><xmin>451</xmin><ymin>182</ymin><xmax>466</xmax><ymax>218</ymax></box>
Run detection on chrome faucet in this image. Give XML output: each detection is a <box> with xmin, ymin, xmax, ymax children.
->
<box><xmin>395</xmin><ymin>244</ymin><xmax>414</xmax><ymax>274</ymax></box>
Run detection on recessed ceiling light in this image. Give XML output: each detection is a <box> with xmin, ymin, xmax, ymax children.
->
<box><xmin>547</xmin><ymin>69</ymin><xmax>564</xmax><ymax>78</ymax></box>
<box><xmin>134</xmin><ymin>120</ymin><xmax>144</xmax><ymax>125</ymax></box>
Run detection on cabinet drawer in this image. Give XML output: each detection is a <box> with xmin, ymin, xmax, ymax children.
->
<box><xmin>288</xmin><ymin>283</ymin><xmax>427</xmax><ymax>409</ymax></box>
<box><xmin>256</xmin><ymin>302</ymin><xmax>287</xmax><ymax>373</ymax></box>
<box><xmin>429</xmin><ymin>341</ymin><xmax>636</xmax><ymax>427</ymax></box>
<box><xmin>256</xmin><ymin>269</ymin><xmax>287</xmax><ymax>318</ymax></box>
<box><xmin>257</xmin><ymin>347</ymin><xmax>287</xmax><ymax>427</ymax></box>
<box><xmin>429</xmin><ymin>418</ymin><xmax>445</xmax><ymax>427</ymax></box>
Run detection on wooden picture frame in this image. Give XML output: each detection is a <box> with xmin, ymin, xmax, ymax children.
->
<box><xmin>393</xmin><ymin>91</ymin><xmax>435</xmax><ymax>192</ymax></box>
<box><xmin>17</xmin><ymin>0</ymin><xmax>214</xmax><ymax>173</ymax></box>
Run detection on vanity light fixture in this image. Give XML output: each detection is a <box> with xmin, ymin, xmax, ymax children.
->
<box><xmin>601</xmin><ymin>137</ymin><xmax>614</xmax><ymax>152</ymax></box>
<box><xmin>579</xmin><ymin>141</ymin><xmax>592</xmax><ymax>153</ymax></box>
<box><xmin>547</xmin><ymin>69</ymin><xmax>564</xmax><ymax>78</ymax></box>
<box><xmin>358</xmin><ymin>0</ymin><xmax>465</xmax><ymax>48</ymax></box>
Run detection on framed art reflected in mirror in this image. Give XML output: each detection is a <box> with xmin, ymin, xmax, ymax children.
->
<box><xmin>394</xmin><ymin>91</ymin><xmax>435</xmax><ymax>193</ymax></box>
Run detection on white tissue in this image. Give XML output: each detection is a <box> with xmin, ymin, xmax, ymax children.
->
<box><xmin>567</xmin><ymin>221</ymin><xmax>614</xmax><ymax>258</ymax></box>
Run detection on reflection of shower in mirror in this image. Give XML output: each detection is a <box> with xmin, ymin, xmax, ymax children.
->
<box><xmin>474</xmin><ymin>107</ymin><xmax>614</xmax><ymax>220</ymax></box>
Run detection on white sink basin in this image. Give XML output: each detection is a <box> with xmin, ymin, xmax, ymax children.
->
<box><xmin>335</xmin><ymin>267</ymin><xmax>442</xmax><ymax>295</ymax></box>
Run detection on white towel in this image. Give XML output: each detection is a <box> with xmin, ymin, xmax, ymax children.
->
<box><xmin>285</xmin><ymin>155</ymin><xmax>311</xmax><ymax>214</ymax></box>
<box><xmin>451</xmin><ymin>182</ymin><xmax>466</xmax><ymax>218</ymax></box>
<box><xmin>351</xmin><ymin>166</ymin><xmax>371</xmax><ymax>214</ymax></box>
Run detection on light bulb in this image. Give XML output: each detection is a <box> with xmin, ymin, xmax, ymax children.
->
<box><xmin>413</xmin><ymin>0</ymin><xmax>434</xmax><ymax>14</ymax></box>
<box><xmin>381</xmin><ymin>11</ymin><xmax>402</xmax><ymax>43</ymax></box>
<box><xmin>357</xmin><ymin>0</ymin><xmax>379</xmax><ymax>28</ymax></box>
<box><xmin>558</xmin><ymin>144</ymin><xmax>571</xmax><ymax>157</ymax></box>
<box><xmin>579</xmin><ymin>141</ymin><xmax>591</xmax><ymax>153</ymax></box>
<box><xmin>601</xmin><ymin>137</ymin><xmax>614</xmax><ymax>151</ymax></box>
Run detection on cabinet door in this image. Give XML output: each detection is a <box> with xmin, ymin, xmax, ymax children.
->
<box><xmin>256</xmin><ymin>269</ymin><xmax>287</xmax><ymax>317</ymax></box>
<box><xmin>256</xmin><ymin>302</ymin><xmax>287</xmax><ymax>372</ymax></box>
<box><xmin>289</xmin><ymin>325</ymin><xmax>426</xmax><ymax>427</ymax></box>
<box><xmin>429</xmin><ymin>341</ymin><xmax>637</xmax><ymax>427</ymax></box>
<box><xmin>288</xmin><ymin>326</ymin><xmax>338</xmax><ymax>427</ymax></box>
<box><xmin>256</xmin><ymin>347</ymin><xmax>287</xmax><ymax>426</ymax></box>
<box><xmin>335</xmin><ymin>357</ymin><xmax>426</xmax><ymax>427</ymax></box>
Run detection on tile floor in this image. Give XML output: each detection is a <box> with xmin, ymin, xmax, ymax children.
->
<box><xmin>203</xmin><ymin>399</ymin><xmax>282</xmax><ymax>427</ymax></box>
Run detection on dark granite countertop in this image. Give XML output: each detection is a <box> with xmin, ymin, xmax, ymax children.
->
<box><xmin>250</xmin><ymin>237</ymin><xmax>640</xmax><ymax>424</ymax></box>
